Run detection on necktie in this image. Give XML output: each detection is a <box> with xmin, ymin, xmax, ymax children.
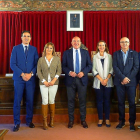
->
<box><xmin>75</xmin><ymin>50</ymin><xmax>79</xmax><ymax>74</ymax></box>
<box><xmin>25</xmin><ymin>46</ymin><xmax>28</xmax><ymax>57</ymax></box>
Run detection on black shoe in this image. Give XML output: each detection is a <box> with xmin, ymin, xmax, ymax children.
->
<box><xmin>81</xmin><ymin>121</ymin><xmax>88</xmax><ymax>128</ymax></box>
<box><xmin>98</xmin><ymin>120</ymin><xmax>103</xmax><ymax>127</ymax></box>
<box><xmin>26</xmin><ymin>122</ymin><xmax>35</xmax><ymax>128</ymax></box>
<box><xmin>13</xmin><ymin>124</ymin><xmax>20</xmax><ymax>132</ymax></box>
<box><xmin>138</xmin><ymin>125</ymin><xmax>140</xmax><ymax>129</ymax></box>
<box><xmin>116</xmin><ymin>122</ymin><xmax>125</xmax><ymax>130</ymax></box>
<box><xmin>130</xmin><ymin>123</ymin><xmax>135</xmax><ymax>132</ymax></box>
<box><xmin>105</xmin><ymin>120</ymin><xmax>111</xmax><ymax>127</ymax></box>
<box><xmin>68</xmin><ymin>121</ymin><xmax>74</xmax><ymax>128</ymax></box>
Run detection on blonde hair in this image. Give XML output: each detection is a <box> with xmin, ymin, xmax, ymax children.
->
<box><xmin>43</xmin><ymin>42</ymin><xmax>56</xmax><ymax>56</ymax></box>
<box><xmin>96</xmin><ymin>40</ymin><xmax>109</xmax><ymax>54</ymax></box>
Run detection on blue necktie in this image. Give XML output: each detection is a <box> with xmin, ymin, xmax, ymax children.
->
<box><xmin>25</xmin><ymin>46</ymin><xmax>28</xmax><ymax>57</ymax></box>
<box><xmin>75</xmin><ymin>50</ymin><xmax>79</xmax><ymax>74</ymax></box>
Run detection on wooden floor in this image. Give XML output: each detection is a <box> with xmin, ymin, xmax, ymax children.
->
<box><xmin>0</xmin><ymin>122</ymin><xmax>140</xmax><ymax>140</ymax></box>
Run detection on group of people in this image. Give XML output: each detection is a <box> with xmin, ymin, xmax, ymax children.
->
<box><xmin>10</xmin><ymin>30</ymin><xmax>140</xmax><ymax>132</ymax></box>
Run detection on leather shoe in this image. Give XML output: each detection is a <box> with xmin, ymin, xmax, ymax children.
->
<box><xmin>81</xmin><ymin>121</ymin><xmax>88</xmax><ymax>128</ymax></box>
<box><xmin>130</xmin><ymin>123</ymin><xmax>135</xmax><ymax>132</ymax></box>
<box><xmin>13</xmin><ymin>124</ymin><xmax>20</xmax><ymax>132</ymax></box>
<box><xmin>116</xmin><ymin>121</ymin><xmax>125</xmax><ymax>130</ymax></box>
<box><xmin>26</xmin><ymin>122</ymin><xmax>35</xmax><ymax>128</ymax></box>
<box><xmin>68</xmin><ymin>121</ymin><xmax>74</xmax><ymax>128</ymax></box>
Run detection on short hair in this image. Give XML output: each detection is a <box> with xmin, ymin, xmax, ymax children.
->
<box><xmin>43</xmin><ymin>42</ymin><xmax>56</xmax><ymax>56</ymax></box>
<box><xmin>72</xmin><ymin>36</ymin><xmax>81</xmax><ymax>42</ymax></box>
<box><xmin>120</xmin><ymin>37</ymin><xmax>130</xmax><ymax>43</ymax></box>
<box><xmin>96</xmin><ymin>40</ymin><xmax>109</xmax><ymax>54</ymax></box>
<box><xmin>21</xmin><ymin>30</ymin><xmax>31</xmax><ymax>37</ymax></box>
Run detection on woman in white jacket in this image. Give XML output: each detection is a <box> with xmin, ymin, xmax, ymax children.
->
<box><xmin>92</xmin><ymin>40</ymin><xmax>113</xmax><ymax>127</ymax></box>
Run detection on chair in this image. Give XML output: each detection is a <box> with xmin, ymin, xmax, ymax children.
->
<box><xmin>0</xmin><ymin>129</ymin><xmax>9</xmax><ymax>140</ymax></box>
<box><xmin>91</xmin><ymin>51</ymin><xmax>96</xmax><ymax>62</ymax></box>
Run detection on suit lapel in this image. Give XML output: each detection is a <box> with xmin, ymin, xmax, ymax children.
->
<box><xmin>125</xmin><ymin>49</ymin><xmax>132</xmax><ymax>66</ymax></box>
<box><xmin>20</xmin><ymin>44</ymin><xmax>26</xmax><ymax>59</ymax></box>
<box><xmin>43</xmin><ymin>56</ymin><xmax>48</xmax><ymax>68</ymax></box>
<box><xmin>26</xmin><ymin>45</ymin><xmax>32</xmax><ymax>60</ymax></box>
<box><xmin>69</xmin><ymin>49</ymin><xmax>74</xmax><ymax>71</ymax></box>
<box><xmin>80</xmin><ymin>49</ymin><xmax>84</xmax><ymax>69</ymax></box>
<box><xmin>119</xmin><ymin>50</ymin><xmax>124</xmax><ymax>66</ymax></box>
<box><xmin>50</xmin><ymin>56</ymin><xmax>56</xmax><ymax>67</ymax></box>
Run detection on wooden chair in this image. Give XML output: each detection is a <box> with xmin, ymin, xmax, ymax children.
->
<box><xmin>0</xmin><ymin>129</ymin><xmax>9</xmax><ymax>140</ymax></box>
<box><xmin>55</xmin><ymin>52</ymin><xmax>61</xmax><ymax>59</ymax></box>
<box><xmin>91</xmin><ymin>51</ymin><xmax>96</xmax><ymax>62</ymax></box>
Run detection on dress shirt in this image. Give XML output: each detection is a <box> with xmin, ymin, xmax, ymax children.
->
<box><xmin>73</xmin><ymin>48</ymin><xmax>81</xmax><ymax>73</ymax></box>
<box><xmin>42</xmin><ymin>57</ymin><xmax>59</xmax><ymax>83</ymax></box>
<box><xmin>22</xmin><ymin>43</ymin><xmax>29</xmax><ymax>52</ymax></box>
<box><xmin>121</xmin><ymin>49</ymin><xmax>129</xmax><ymax>66</ymax></box>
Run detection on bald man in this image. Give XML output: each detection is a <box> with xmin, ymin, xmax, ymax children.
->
<box><xmin>62</xmin><ymin>36</ymin><xmax>92</xmax><ymax>129</ymax></box>
<box><xmin>113</xmin><ymin>37</ymin><xmax>139</xmax><ymax>131</ymax></box>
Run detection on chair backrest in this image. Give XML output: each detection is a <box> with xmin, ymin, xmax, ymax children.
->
<box><xmin>55</xmin><ymin>52</ymin><xmax>61</xmax><ymax>59</ymax></box>
<box><xmin>91</xmin><ymin>51</ymin><xmax>96</xmax><ymax>61</ymax></box>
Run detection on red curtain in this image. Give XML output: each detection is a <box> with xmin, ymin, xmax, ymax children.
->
<box><xmin>0</xmin><ymin>11</ymin><xmax>140</xmax><ymax>75</ymax></box>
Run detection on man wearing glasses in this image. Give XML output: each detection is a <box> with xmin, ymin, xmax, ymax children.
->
<box><xmin>113</xmin><ymin>37</ymin><xmax>139</xmax><ymax>131</ymax></box>
<box><xmin>10</xmin><ymin>30</ymin><xmax>39</xmax><ymax>132</ymax></box>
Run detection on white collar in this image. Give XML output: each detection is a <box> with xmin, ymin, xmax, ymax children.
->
<box><xmin>22</xmin><ymin>43</ymin><xmax>29</xmax><ymax>48</ymax></box>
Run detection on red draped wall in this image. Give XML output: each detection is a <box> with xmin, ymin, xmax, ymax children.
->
<box><xmin>0</xmin><ymin>11</ymin><xmax>140</xmax><ymax>75</ymax></box>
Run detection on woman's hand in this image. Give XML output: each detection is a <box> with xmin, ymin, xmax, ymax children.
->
<box><xmin>48</xmin><ymin>80</ymin><xmax>55</xmax><ymax>86</ymax></box>
<box><xmin>103</xmin><ymin>79</ymin><xmax>108</xmax><ymax>86</ymax></box>
<box><xmin>48</xmin><ymin>78</ymin><xmax>57</xmax><ymax>86</ymax></box>
<box><xmin>44</xmin><ymin>81</ymin><xmax>50</xmax><ymax>87</ymax></box>
<box><xmin>100</xmin><ymin>79</ymin><xmax>106</xmax><ymax>86</ymax></box>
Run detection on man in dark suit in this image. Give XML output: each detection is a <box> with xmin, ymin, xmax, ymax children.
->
<box><xmin>62</xmin><ymin>36</ymin><xmax>92</xmax><ymax>128</ymax></box>
<box><xmin>113</xmin><ymin>37</ymin><xmax>139</xmax><ymax>131</ymax></box>
<box><xmin>137</xmin><ymin>52</ymin><xmax>140</xmax><ymax>129</ymax></box>
<box><xmin>10</xmin><ymin>30</ymin><xmax>39</xmax><ymax>132</ymax></box>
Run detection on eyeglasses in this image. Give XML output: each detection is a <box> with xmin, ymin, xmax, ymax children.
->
<box><xmin>72</xmin><ymin>40</ymin><xmax>81</xmax><ymax>43</ymax></box>
<box><xmin>120</xmin><ymin>41</ymin><xmax>129</xmax><ymax>44</ymax></box>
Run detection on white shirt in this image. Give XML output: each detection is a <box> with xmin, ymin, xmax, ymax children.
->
<box><xmin>22</xmin><ymin>43</ymin><xmax>29</xmax><ymax>52</ymax></box>
<box><xmin>42</xmin><ymin>57</ymin><xmax>59</xmax><ymax>83</ymax></box>
<box><xmin>73</xmin><ymin>48</ymin><xmax>81</xmax><ymax>72</ymax></box>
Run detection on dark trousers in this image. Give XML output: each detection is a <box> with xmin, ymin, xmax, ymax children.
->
<box><xmin>13</xmin><ymin>80</ymin><xmax>35</xmax><ymax>125</ymax></box>
<box><xmin>66</xmin><ymin>77</ymin><xmax>87</xmax><ymax>122</ymax></box>
<box><xmin>116</xmin><ymin>85</ymin><xmax>136</xmax><ymax>124</ymax></box>
<box><xmin>94</xmin><ymin>84</ymin><xmax>112</xmax><ymax>120</ymax></box>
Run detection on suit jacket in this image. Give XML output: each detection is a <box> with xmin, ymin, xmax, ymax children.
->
<box><xmin>113</xmin><ymin>49</ymin><xmax>139</xmax><ymax>86</ymax></box>
<box><xmin>62</xmin><ymin>48</ymin><xmax>92</xmax><ymax>86</ymax></box>
<box><xmin>137</xmin><ymin>52</ymin><xmax>140</xmax><ymax>84</ymax></box>
<box><xmin>10</xmin><ymin>44</ymin><xmax>39</xmax><ymax>81</ymax></box>
<box><xmin>37</xmin><ymin>56</ymin><xmax>61</xmax><ymax>85</ymax></box>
